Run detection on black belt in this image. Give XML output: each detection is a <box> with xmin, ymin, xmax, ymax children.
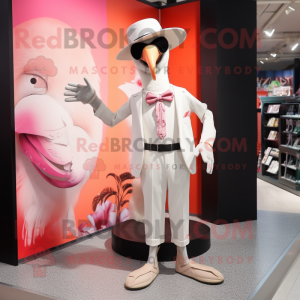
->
<box><xmin>144</xmin><ymin>143</ymin><xmax>181</xmax><ymax>152</ymax></box>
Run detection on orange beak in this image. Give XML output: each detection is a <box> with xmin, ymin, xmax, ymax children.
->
<box><xmin>141</xmin><ymin>45</ymin><xmax>162</xmax><ymax>81</ymax></box>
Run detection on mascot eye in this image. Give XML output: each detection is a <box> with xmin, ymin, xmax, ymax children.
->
<box><xmin>26</xmin><ymin>74</ymin><xmax>47</xmax><ymax>89</ymax></box>
<box><xmin>151</xmin><ymin>37</ymin><xmax>169</xmax><ymax>53</ymax></box>
<box><xmin>30</xmin><ymin>77</ymin><xmax>37</xmax><ymax>84</ymax></box>
<box><xmin>130</xmin><ymin>37</ymin><xmax>169</xmax><ymax>60</ymax></box>
<box><xmin>131</xmin><ymin>42</ymin><xmax>147</xmax><ymax>60</ymax></box>
<box><xmin>16</xmin><ymin>74</ymin><xmax>47</xmax><ymax>100</ymax></box>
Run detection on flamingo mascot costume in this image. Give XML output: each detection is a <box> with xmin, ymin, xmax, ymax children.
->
<box><xmin>65</xmin><ymin>19</ymin><xmax>224</xmax><ymax>290</ymax></box>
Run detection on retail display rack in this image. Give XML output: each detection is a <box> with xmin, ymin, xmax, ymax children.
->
<box><xmin>258</xmin><ymin>96</ymin><xmax>300</xmax><ymax>196</ymax></box>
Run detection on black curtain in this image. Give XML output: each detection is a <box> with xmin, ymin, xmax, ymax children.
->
<box><xmin>201</xmin><ymin>0</ymin><xmax>257</xmax><ymax>223</ymax></box>
<box><xmin>0</xmin><ymin>0</ymin><xmax>18</xmax><ymax>266</ymax></box>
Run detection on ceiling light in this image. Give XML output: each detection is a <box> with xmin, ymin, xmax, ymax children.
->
<box><xmin>264</xmin><ymin>29</ymin><xmax>275</xmax><ymax>37</ymax></box>
<box><xmin>285</xmin><ymin>6</ymin><xmax>295</xmax><ymax>15</ymax></box>
<box><xmin>266</xmin><ymin>58</ymin><xmax>268</xmax><ymax>60</ymax></box>
<box><xmin>292</xmin><ymin>43</ymin><xmax>299</xmax><ymax>51</ymax></box>
<box><xmin>271</xmin><ymin>53</ymin><xmax>277</xmax><ymax>57</ymax></box>
<box><xmin>260</xmin><ymin>61</ymin><xmax>264</xmax><ymax>64</ymax></box>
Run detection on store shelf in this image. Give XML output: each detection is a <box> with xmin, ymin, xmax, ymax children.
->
<box><xmin>279</xmin><ymin>176</ymin><xmax>297</xmax><ymax>189</ymax></box>
<box><xmin>266</xmin><ymin>170</ymin><xmax>278</xmax><ymax>175</ymax></box>
<box><xmin>257</xmin><ymin>173</ymin><xmax>300</xmax><ymax>196</ymax></box>
<box><xmin>259</xmin><ymin>97</ymin><xmax>300</xmax><ymax>194</ymax></box>
<box><xmin>281</xmin><ymin>164</ymin><xmax>297</xmax><ymax>170</ymax></box>
<box><xmin>281</xmin><ymin>177</ymin><xmax>296</xmax><ymax>183</ymax></box>
<box><xmin>282</xmin><ymin>131</ymin><xmax>300</xmax><ymax>136</ymax></box>
<box><xmin>265</xmin><ymin>112</ymin><xmax>280</xmax><ymax>115</ymax></box>
<box><xmin>279</xmin><ymin>145</ymin><xmax>300</xmax><ymax>157</ymax></box>
<box><xmin>281</xmin><ymin>116</ymin><xmax>300</xmax><ymax>119</ymax></box>
<box><xmin>265</xmin><ymin>126</ymin><xmax>279</xmax><ymax>129</ymax></box>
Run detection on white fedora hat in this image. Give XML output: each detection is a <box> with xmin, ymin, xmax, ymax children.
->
<box><xmin>116</xmin><ymin>18</ymin><xmax>187</xmax><ymax>61</ymax></box>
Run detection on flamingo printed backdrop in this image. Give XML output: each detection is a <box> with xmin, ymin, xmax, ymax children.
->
<box><xmin>13</xmin><ymin>0</ymin><xmax>157</xmax><ymax>259</ymax></box>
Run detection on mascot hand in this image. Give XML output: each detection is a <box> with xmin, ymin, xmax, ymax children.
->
<box><xmin>64</xmin><ymin>77</ymin><xmax>102</xmax><ymax>111</ymax></box>
<box><xmin>194</xmin><ymin>142</ymin><xmax>214</xmax><ymax>174</ymax></box>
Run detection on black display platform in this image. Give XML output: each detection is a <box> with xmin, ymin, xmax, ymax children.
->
<box><xmin>112</xmin><ymin>218</ymin><xmax>210</xmax><ymax>262</ymax></box>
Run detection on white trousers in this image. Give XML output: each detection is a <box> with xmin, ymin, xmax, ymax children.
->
<box><xmin>140</xmin><ymin>150</ymin><xmax>190</xmax><ymax>247</ymax></box>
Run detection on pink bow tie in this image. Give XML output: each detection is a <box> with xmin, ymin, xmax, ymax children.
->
<box><xmin>145</xmin><ymin>89</ymin><xmax>174</xmax><ymax>140</ymax></box>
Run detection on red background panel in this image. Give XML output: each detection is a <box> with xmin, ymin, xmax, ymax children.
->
<box><xmin>162</xmin><ymin>1</ymin><xmax>202</xmax><ymax>215</ymax></box>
